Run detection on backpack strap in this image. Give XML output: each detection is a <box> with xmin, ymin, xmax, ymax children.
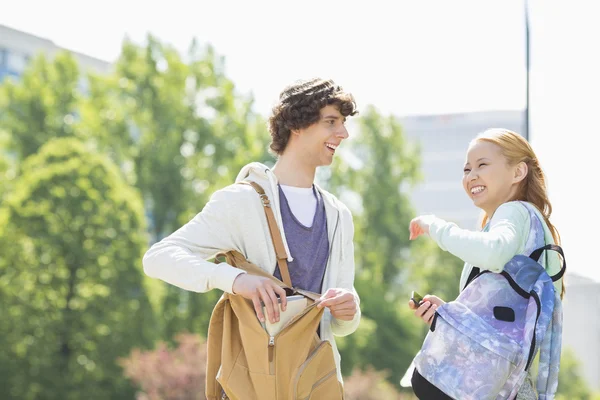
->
<box><xmin>238</xmin><ymin>181</ymin><xmax>293</xmax><ymax>288</ymax></box>
<box><xmin>529</xmin><ymin>244</ymin><xmax>566</xmax><ymax>282</ymax></box>
<box><xmin>528</xmin><ymin>244</ymin><xmax>565</xmax><ymax>398</ymax></box>
<box><xmin>205</xmin><ymin>297</ymin><xmax>227</xmax><ymax>398</ymax></box>
<box><xmin>536</xmin><ymin>290</ymin><xmax>563</xmax><ymax>399</ymax></box>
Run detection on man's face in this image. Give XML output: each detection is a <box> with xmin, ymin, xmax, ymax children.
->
<box><xmin>292</xmin><ymin>105</ymin><xmax>349</xmax><ymax>167</ymax></box>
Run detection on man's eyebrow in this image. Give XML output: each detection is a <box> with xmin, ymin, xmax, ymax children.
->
<box><xmin>322</xmin><ymin>114</ymin><xmax>341</xmax><ymax>119</ymax></box>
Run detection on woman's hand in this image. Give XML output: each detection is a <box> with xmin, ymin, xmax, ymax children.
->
<box><xmin>408</xmin><ymin>294</ymin><xmax>445</xmax><ymax>325</ymax></box>
<box><xmin>409</xmin><ymin>215</ymin><xmax>436</xmax><ymax>240</ymax></box>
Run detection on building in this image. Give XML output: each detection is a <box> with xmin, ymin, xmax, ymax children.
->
<box><xmin>561</xmin><ymin>274</ymin><xmax>600</xmax><ymax>391</ymax></box>
<box><xmin>401</xmin><ymin>109</ymin><xmax>524</xmax><ymax>230</ymax></box>
<box><xmin>0</xmin><ymin>24</ymin><xmax>111</xmax><ymax>82</ymax></box>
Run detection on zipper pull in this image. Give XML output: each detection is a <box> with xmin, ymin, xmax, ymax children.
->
<box><xmin>268</xmin><ymin>336</ymin><xmax>275</xmax><ymax>374</ymax></box>
<box><xmin>268</xmin><ymin>336</ymin><xmax>275</xmax><ymax>363</ymax></box>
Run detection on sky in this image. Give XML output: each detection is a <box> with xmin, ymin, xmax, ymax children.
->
<box><xmin>1</xmin><ymin>0</ymin><xmax>528</xmax><ymax>117</ymax></box>
<box><xmin>2</xmin><ymin>0</ymin><xmax>598</xmax><ymax>282</ymax></box>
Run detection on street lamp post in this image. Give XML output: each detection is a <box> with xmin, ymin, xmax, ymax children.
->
<box><xmin>524</xmin><ymin>0</ymin><xmax>530</xmax><ymax>141</ymax></box>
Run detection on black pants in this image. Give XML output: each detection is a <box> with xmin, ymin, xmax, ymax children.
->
<box><xmin>411</xmin><ymin>368</ymin><xmax>453</xmax><ymax>400</ymax></box>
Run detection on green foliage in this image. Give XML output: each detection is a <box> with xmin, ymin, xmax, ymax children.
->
<box><xmin>98</xmin><ymin>35</ymin><xmax>272</xmax><ymax>240</ymax></box>
<box><xmin>406</xmin><ymin>239</ymin><xmax>464</xmax><ymax>305</ymax></box>
<box><xmin>0</xmin><ymin>33</ymin><xmax>489</xmax><ymax>398</ymax></box>
<box><xmin>0</xmin><ymin>138</ymin><xmax>154</xmax><ymax>399</ymax></box>
<box><xmin>0</xmin><ymin>52</ymin><xmax>80</xmax><ymax>159</ymax></box>
<box><xmin>329</xmin><ymin>106</ymin><xmax>421</xmax><ymax>288</ymax></box>
<box><xmin>323</xmin><ymin>106</ymin><xmax>424</xmax><ymax>387</ymax></box>
<box><xmin>556</xmin><ymin>348</ymin><xmax>596</xmax><ymax>400</ymax></box>
<box><xmin>97</xmin><ymin>35</ymin><xmax>272</xmax><ymax>340</ymax></box>
<box><xmin>0</xmin><ymin>129</ymin><xmax>16</xmax><ymax>201</ymax></box>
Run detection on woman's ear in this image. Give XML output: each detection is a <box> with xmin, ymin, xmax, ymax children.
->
<box><xmin>513</xmin><ymin>161</ymin><xmax>529</xmax><ymax>184</ymax></box>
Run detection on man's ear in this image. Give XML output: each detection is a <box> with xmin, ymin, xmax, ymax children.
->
<box><xmin>513</xmin><ymin>161</ymin><xmax>528</xmax><ymax>184</ymax></box>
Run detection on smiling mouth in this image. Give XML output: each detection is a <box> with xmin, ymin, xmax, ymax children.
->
<box><xmin>471</xmin><ymin>185</ymin><xmax>486</xmax><ymax>195</ymax></box>
<box><xmin>325</xmin><ymin>143</ymin><xmax>338</xmax><ymax>153</ymax></box>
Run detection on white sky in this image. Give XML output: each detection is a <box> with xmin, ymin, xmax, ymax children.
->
<box><xmin>2</xmin><ymin>0</ymin><xmax>597</xmax><ymax>282</ymax></box>
<box><xmin>1</xmin><ymin>0</ymin><xmax>527</xmax><ymax>116</ymax></box>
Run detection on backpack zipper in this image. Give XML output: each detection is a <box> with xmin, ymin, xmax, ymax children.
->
<box><xmin>297</xmin><ymin>368</ymin><xmax>337</xmax><ymax>400</ymax></box>
<box><xmin>276</xmin><ymin>302</ymin><xmax>319</xmax><ymax>336</ymax></box>
<box><xmin>292</xmin><ymin>341</ymin><xmax>330</xmax><ymax>398</ymax></box>
<box><xmin>267</xmin><ymin>301</ymin><xmax>320</xmax><ymax>375</ymax></box>
<box><xmin>268</xmin><ymin>336</ymin><xmax>275</xmax><ymax>374</ymax></box>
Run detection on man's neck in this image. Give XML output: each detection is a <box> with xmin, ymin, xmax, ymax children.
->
<box><xmin>272</xmin><ymin>154</ymin><xmax>316</xmax><ymax>188</ymax></box>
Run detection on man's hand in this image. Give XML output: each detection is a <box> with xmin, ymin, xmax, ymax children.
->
<box><xmin>408</xmin><ymin>294</ymin><xmax>445</xmax><ymax>325</ymax></box>
<box><xmin>317</xmin><ymin>288</ymin><xmax>358</xmax><ymax>321</ymax></box>
<box><xmin>232</xmin><ymin>274</ymin><xmax>287</xmax><ymax>324</ymax></box>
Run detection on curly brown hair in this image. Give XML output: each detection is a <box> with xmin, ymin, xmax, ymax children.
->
<box><xmin>268</xmin><ymin>78</ymin><xmax>358</xmax><ymax>155</ymax></box>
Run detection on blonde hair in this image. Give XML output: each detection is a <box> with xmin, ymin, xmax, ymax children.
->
<box><xmin>474</xmin><ymin>128</ymin><xmax>564</xmax><ymax>297</ymax></box>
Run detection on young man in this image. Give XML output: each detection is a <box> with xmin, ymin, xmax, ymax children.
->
<box><xmin>142</xmin><ymin>77</ymin><xmax>361</xmax><ymax>386</ymax></box>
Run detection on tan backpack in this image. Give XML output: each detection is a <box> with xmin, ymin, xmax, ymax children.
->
<box><xmin>205</xmin><ymin>181</ymin><xmax>344</xmax><ymax>400</ymax></box>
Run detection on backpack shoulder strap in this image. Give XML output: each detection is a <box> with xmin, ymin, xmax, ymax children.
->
<box><xmin>238</xmin><ymin>181</ymin><xmax>292</xmax><ymax>288</ymax></box>
<box><xmin>536</xmin><ymin>290</ymin><xmax>563</xmax><ymax>398</ymax></box>
<box><xmin>529</xmin><ymin>244</ymin><xmax>566</xmax><ymax>282</ymax></box>
<box><xmin>205</xmin><ymin>296</ymin><xmax>228</xmax><ymax>398</ymax></box>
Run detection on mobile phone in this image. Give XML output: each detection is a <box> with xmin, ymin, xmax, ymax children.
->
<box><xmin>411</xmin><ymin>291</ymin><xmax>424</xmax><ymax>306</ymax></box>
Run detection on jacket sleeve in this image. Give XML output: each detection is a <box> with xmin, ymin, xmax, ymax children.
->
<box><xmin>428</xmin><ymin>202</ymin><xmax>529</xmax><ymax>273</ymax></box>
<box><xmin>142</xmin><ymin>186</ymin><xmax>246</xmax><ymax>294</ymax></box>
<box><xmin>330</xmin><ymin>208</ymin><xmax>361</xmax><ymax>337</ymax></box>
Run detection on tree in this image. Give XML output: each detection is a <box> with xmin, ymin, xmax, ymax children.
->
<box><xmin>0</xmin><ymin>34</ymin><xmax>273</xmax><ymax>348</ymax></box>
<box><xmin>103</xmin><ymin>35</ymin><xmax>272</xmax><ymax>242</ymax></box>
<box><xmin>0</xmin><ymin>52</ymin><xmax>80</xmax><ymax>160</ymax></box>
<box><xmin>0</xmin><ymin>138</ymin><xmax>155</xmax><ymax>400</ymax></box>
<box><xmin>98</xmin><ymin>36</ymin><xmax>273</xmax><ymax>341</ymax></box>
<box><xmin>79</xmin><ymin>36</ymin><xmax>274</xmax><ymax>341</ymax></box>
<box><xmin>322</xmin><ymin>106</ymin><xmax>424</xmax><ymax>388</ymax></box>
<box><xmin>556</xmin><ymin>348</ymin><xmax>597</xmax><ymax>400</ymax></box>
<box><xmin>0</xmin><ymin>129</ymin><xmax>16</xmax><ymax>201</ymax></box>
<box><xmin>406</xmin><ymin>239</ymin><xmax>464</xmax><ymax>307</ymax></box>
<box><xmin>326</xmin><ymin>106</ymin><xmax>422</xmax><ymax>288</ymax></box>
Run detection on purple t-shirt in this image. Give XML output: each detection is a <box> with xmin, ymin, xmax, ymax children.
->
<box><xmin>273</xmin><ymin>185</ymin><xmax>329</xmax><ymax>293</ymax></box>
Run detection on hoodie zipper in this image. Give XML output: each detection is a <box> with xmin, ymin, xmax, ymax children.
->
<box><xmin>318</xmin><ymin>210</ymin><xmax>340</xmax><ymax>334</ymax></box>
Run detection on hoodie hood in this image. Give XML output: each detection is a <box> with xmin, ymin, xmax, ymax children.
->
<box><xmin>235</xmin><ymin>162</ymin><xmax>292</xmax><ymax>261</ymax></box>
<box><xmin>235</xmin><ymin>162</ymin><xmax>274</xmax><ymax>184</ymax></box>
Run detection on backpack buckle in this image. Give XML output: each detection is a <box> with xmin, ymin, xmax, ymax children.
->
<box><xmin>259</xmin><ymin>194</ymin><xmax>271</xmax><ymax>207</ymax></box>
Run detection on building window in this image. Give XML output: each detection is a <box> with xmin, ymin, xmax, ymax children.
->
<box><xmin>6</xmin><ymin>51</ymin><xmax>28</xmax><ymax>73</ymax></box>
